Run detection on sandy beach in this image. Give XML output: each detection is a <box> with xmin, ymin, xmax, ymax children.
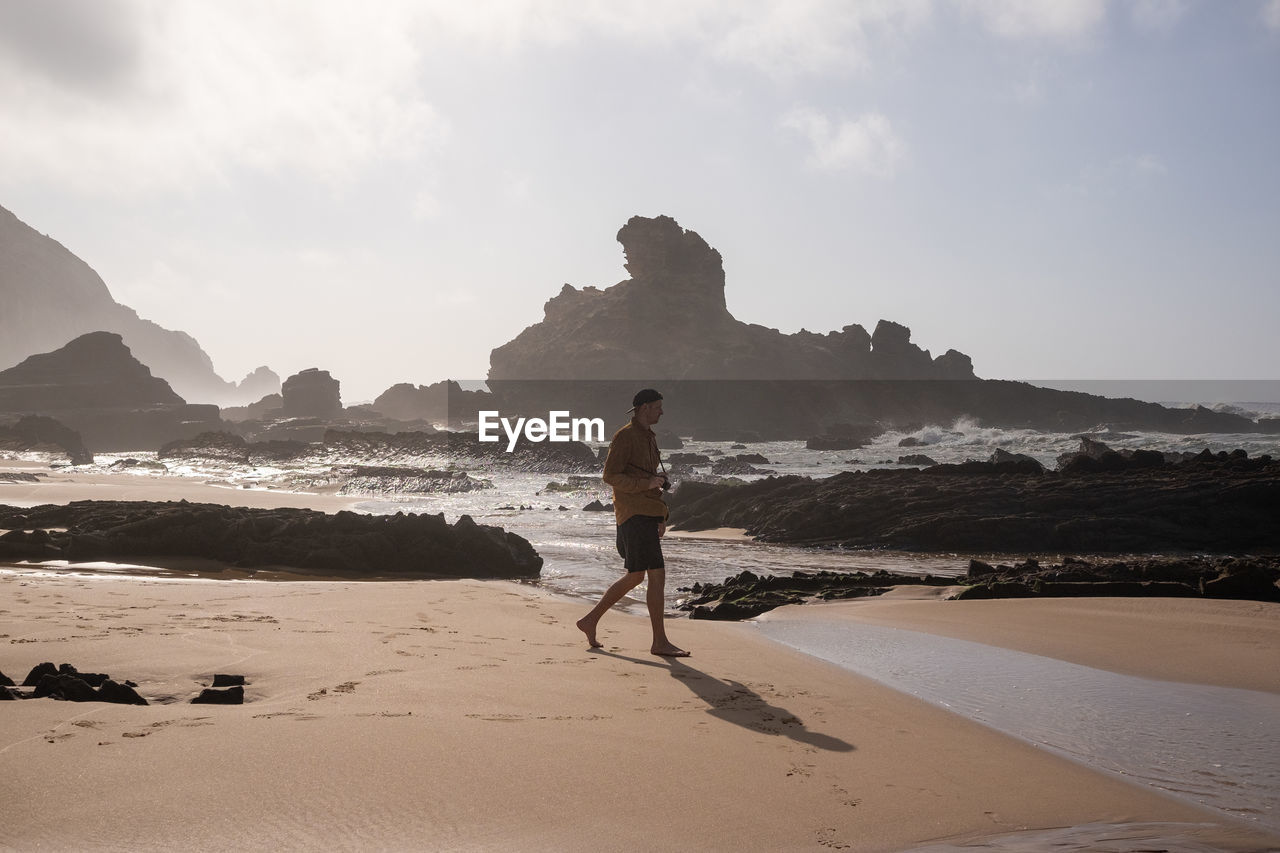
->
<box><xmin>3</xmin><ymin>468</ymin><xmax>1279</xmax><ymax>851</ymax></box>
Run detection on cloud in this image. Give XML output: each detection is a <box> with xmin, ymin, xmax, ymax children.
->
<box><xmin>707</xmin><ymin>0</ymin><xmax>933</xmax><ymax>76</ymax></box>
<box><xmin>781</xmin><ymin>108</ymin><xmax>904</xmax><ymax>177</ymax></box>
<box><xmin>952</xmin><ymin>0</ymin><xmax>1106</xmax><ymax>40</ymax></box>
<box><xmin>1263</xmin><ymin>0</ymin><xmax>1280</xmax><ymax>31</ymax></box>
<box><xmin>0</xmin><ymin>1</ymin><xmax>447</xmax><ymax>195</ymax></box>
<box><xmin>0</xmin><ymin>0</ymin><xmax>142</xmax><ymax>93</ymax></box>
<box><xmin>1129</xmin><ymin>0</ymin><xmax>1194</xmax><ymax>32</ymax></box>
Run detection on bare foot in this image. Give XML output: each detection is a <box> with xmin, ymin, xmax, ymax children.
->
<box><xmin>576</xmin><ymin>617</ymin><xmax>603</xmax><ymax>648</ymax></box>
<box><xmin>651</xmin><ymin>644</ymin><xmax>690</xmax><ymax>657</ymax></box>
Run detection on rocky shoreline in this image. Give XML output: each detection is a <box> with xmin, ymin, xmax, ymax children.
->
<box><xmin>0</xmin><ymin>500</ymin><xmax>542</xmax><ymax>579</ymax></box>
<box><xmin>679</xmin><ymin>555</ymin><xmax>1280</xmax><ymax>619</ymax></box>
<box><xmin>668</xmin><ymin>441</ymin><xmax>1280</xmax><ymax>553</ymax></box>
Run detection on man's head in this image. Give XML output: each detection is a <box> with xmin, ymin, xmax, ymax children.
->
<box><xmin>629</xmin><ymin>388</ymin><xmax>663</xmax><ymax>427</ymax></box>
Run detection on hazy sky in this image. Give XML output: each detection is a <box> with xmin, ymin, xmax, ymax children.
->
<box><xmin>2</xmin><ymin>0</ymin><xmax>1277</xmax><ymax>402</ymax></box>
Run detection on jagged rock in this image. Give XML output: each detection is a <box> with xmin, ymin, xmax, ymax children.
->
<box><xmin>97</xmin><ymin>679</ymin><xmax>148</xmax><ymax>705</ymax></box>
<box><xmin>0</xmin><ymin>500</ymin><xmax>543</xmax><ymax>579</ymax></box>
<box><xmin>667</xmin><ymin>448</ymin><xmax>1280</xmax><ymax>553</ymax></box>
<box><xmin>668</xmin><ymin>453</ymin><xmax>711</xmax><ymax>466</ymax></box>
<box><xmin>22</xmin><ymin>662</ymin><xmax>58</xmax><ymax>687</ymax></box>
<box><xmin>0</xmin><ymin>670</ymin><xmax>13</xmax><ymax>687</ymax></box>
<box><xmin>897</xmin><ymin>454</ymin><xmax>939</xmax><ymax>467</ymax></box>
<box><xmin>582</xmin><ymin>500</ymin><xmax>613</xmax><ymax>512</ymax></box>
<box><xmin>711</xmin><ymin>457</ymin><xmax>773</xmax><ymax>476</ymax></box>
<box><xmin>281</xmin><ymin>368</ymin><xmax>343</xmax><ymax>418</ymax></box>
<box><xmin>33</xmin><ymin>673</ymin><xmax>98</xmax><ymax>702</ymax></box>
<box><xmin>681</xmin><ymin>568</ymin><xmax>959</xmax><ymax>620</ymax></box>
<box><xmin>192</xmin><ymin>686</ymin><xmax>244</xmax><ymax>705</ymax></box>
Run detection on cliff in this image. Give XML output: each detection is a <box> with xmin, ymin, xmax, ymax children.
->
<box><xmin>0</xmin><ymin>203</ymin><xmax>270</xmax><ymax>405</ymax></box>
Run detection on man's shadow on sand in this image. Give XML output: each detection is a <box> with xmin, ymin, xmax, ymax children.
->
<box><xmin>589</xmin><ymin>649</ymin><xmax>854</xmax><ymax>753</ymax></box>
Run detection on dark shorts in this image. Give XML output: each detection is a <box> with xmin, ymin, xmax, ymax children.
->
<box><xmin>616</xmin><ymin>514</ymin><xmax>665</xmax><ymax>572</ymax></box>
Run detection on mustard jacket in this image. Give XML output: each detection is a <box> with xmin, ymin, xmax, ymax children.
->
<box><xmin>602</xmin><ymin>419</ymin><xmax>668</xmax><ymax>525</ymax></box>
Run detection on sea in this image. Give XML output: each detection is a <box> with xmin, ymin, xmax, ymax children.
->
<box><xmin>7</xmin><ymin>397</ymin><xmax>1280</xmax><ymax>841</ymax></box>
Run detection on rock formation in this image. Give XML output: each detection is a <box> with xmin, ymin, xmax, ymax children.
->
<box><xmin>667</xmin><ymin>441</ymin><xmax>1280</xmax><ymax>553</ymax></box>
<box><xmin>371</xmin><ymin>380</ymin><xmax>495</xmax><ymax>426</ymax></box>
<box><xmin>281</xmin><ymin>368</ymin><xmax>343</xmax><ymax>418</ymax></box>
<box><xmin>490</xmin><ymin>215</ymin><xmax>967</xmax><ymax>382</ymax></box>
<box><xmin>0</xmin><ymin>415</ymin><xmax>92</xmax><ymax>465</ymax></box>
<box><xmin>0</xmin><ymin>332</ymin><xmax>222</xmax><ymax>452</ymax></box>
<box><xmin>0</xmin><ymin>203</ymin><xmax>253</xmax><ymax>404</ymax></box>
<box><xmin>235</xmin><ymin>366</ymin><xmax>281</xmax><ymax>402</ymax></box>
<box><xmin>485</xmin><ymin>214</ymin><xmax>1273</xmax><ymax>439</ymax></box>
<box><xmin>0</xmin><ymin>500</ymin><xmax>543</xmax><ymax>579</ymax></box>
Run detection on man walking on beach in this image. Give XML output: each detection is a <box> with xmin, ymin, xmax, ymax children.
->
<box><xmin>576</xmin><ymin>388</ymin><xmax>690</xmax><ymax>657</ymax></box>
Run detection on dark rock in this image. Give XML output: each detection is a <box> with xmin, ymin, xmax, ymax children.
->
<box><xmin>666</xmin><ymin>449</ymin><xmax>1280</xmax><ymax>554</ymax></box>
<box><xmin>281</xmin><ymin>368</ymin><xmax>343</xmax><ymax>418</ymax></box>
<box><xmin>1202</xmin><ymin>564</ymin><xmax>1280</xmax><ymax>602</ymax></box>
<box><xmin>988</xmin><ymin>449</ymin><xmax>1044</xmax><ymax>473</ymax></box>
<box><xmin>33</xmin><ymin>673</ymin><xmax>98</xmax><ymax>702</ymax></box>
<box><xmin>0</xmin><ymin>500</ymin><xmax>544</xmax><ymax>579</ymax></box>
<box><xmin>680</xmin><ymin>568</ymin><xmax>959</xmax><ymax>619</ymax></box>
<box><xmin>668</xmin><ymin>453</ymin><xmax>711</xmax><ymax>466</ymax></box>
<box><xmin>582</xmin><ymin>500</ymin><xmax>613</xmax><ymax>512</ymax></box>
<box><xmin>22</xmin><ymin>662</ymin><xmax>57</xmax><ymax>687</ymax></box>
<box><xmin>897</xmin><ymin>454</ymin><xmax>938</xmax><ymax>467</ymax></box>
<box><xmin>97</xmin><ymin>679</ymin><xmax>148</xmax><ymax>705</ymax></box>
<box><xmin>0</xmin><ymin>415</ymin><xmax>93</xmax><ymax>464</ymax></box>
<box><xmin>0</xmin><ymin>687</ymin><xmax>21</xmax><ymax>700</ymax></box>
<box><xmin>711</xmin><ymin>457</ymin><xmax>773</xmax><ymax>476</ymax></box>
<box><xmin>212</xmin><ymin>674</ymin><xmax>246</xmax><ymax>687</ymax></box>
<box><xmin>0</xmin><ymin>670</ymin><xmax>13</xmax><ymax>687</ymax></box>
<box><xmin>192</xmin><ymin>686</ymin><xmax>244</xmax><ymax>705</ymax></box>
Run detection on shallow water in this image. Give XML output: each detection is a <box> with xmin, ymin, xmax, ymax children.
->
<box><xmin>753</xmin><ymin>618</ymin><xmax>1280</xmax><ymax>836</ymax></box>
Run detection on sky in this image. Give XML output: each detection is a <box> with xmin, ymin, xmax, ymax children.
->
<box><xmin>1</xmin><ymin>0</ymin><xmax>1278</xmax><ymax>403</ymax></box>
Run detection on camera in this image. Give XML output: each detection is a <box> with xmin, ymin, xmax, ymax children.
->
<box><xmin>661</xmin><ymin>476</ymin><xmax>671</xmax><ymax>491</ymax></box>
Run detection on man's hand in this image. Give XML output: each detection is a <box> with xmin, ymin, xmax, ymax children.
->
<box><xmin>648</xmin><ymin>475</ymin><xmax>666</xmax><ymax>490</ymax></box>
<box><xmin>659</xmin><ymin>522</ymin><xmax>667</xmax><ymax>538</ymax></box>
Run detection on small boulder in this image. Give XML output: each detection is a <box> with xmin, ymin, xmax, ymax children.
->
<box><xmin>192</xmin><ymin>686</ymin><xmax>244</xmax><ymax>705</ymax></box>
<box><xmin>98</xmin><ymin>679</ymin><xmax>148</xmax><ymax>705</ymax></box>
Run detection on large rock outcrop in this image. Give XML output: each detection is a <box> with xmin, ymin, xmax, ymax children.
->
<box><xmin>0</xmin><ymin>204</ymin><xmax>261</xmax><ymax>405</ymax></box>
<box><xmin>0</xmin><ymin>332</ymin><xmax>222</xmax><ymax>452</ymax></box>
<box><xmin>0</xmin><ymin>501</ymin><xmax>543</xmax><ymax>579</ymax></box>
<box><xmin>667</xmin><ymin>444</ymin><xmax>1280</xmax><ymax>553</ymax></box>
<box><xmin>490</xmin><ymin>215</ymin><xmax>965</xmax><ymax>382</ymax></box>
<box><xmin>485</xmin><ymin>215</ymin><xmax>1272</xmax><ymax>439</ymax></box>
<box><xmin>281</xmin><ymin>368</ymin><xmax>343</xmax><ymax>418</ymax></box>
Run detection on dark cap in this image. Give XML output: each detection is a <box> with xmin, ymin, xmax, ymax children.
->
<box><xmin>628</xmin><ymin>388</ymin><xmax>663</xmax><ymax>412</ymax></box>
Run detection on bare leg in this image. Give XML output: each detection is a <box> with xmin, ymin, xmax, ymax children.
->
<box><xmin>576</xmin><ymin>571</ymin><xmax>645</xmax><ymax>648</ymax></box>
<box><xmin>646</xmin><ymin>568</ymin><xmax>689</xmax><ymax>657</ymax></box>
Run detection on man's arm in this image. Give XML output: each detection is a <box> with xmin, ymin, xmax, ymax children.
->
<box><xmin>602</xmin><ymin>431</ymin><xmax>661</xmax><ymax>492</ymax></box>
